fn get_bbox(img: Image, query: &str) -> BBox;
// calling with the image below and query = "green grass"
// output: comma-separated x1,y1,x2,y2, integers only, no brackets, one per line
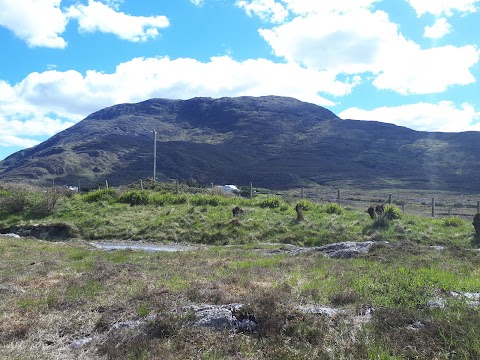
1,185,480,358
1,235,480,359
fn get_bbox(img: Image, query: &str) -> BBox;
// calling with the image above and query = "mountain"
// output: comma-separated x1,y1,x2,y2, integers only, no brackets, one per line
1,96,480,191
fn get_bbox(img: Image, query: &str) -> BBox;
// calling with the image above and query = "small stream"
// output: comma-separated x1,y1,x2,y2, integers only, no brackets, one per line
90,242,197,252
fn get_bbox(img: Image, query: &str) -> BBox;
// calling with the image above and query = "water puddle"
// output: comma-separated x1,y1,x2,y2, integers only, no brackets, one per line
90,242,197,252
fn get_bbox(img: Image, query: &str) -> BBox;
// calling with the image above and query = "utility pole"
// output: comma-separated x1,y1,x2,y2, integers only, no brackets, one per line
151,130,157,182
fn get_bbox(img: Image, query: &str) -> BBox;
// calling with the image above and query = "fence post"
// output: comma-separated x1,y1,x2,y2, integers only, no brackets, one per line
388,194,392,204
337,189,341,204
175,179,179,194
432,198,436,218
402,204,405,213
477,201,480,214
105,180,109,189
250,182,253,199
301,187,304,199
448,207,451,216
140,179,143,191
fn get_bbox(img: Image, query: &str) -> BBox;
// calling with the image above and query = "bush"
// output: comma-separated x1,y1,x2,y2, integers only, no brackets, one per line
0,183,70,216
82,188,117,203
443,217,464,227
253,196,282,209
295,199,319,211
190,194,225,206
324,203,343,215
384,205,402,220
118,190,150,205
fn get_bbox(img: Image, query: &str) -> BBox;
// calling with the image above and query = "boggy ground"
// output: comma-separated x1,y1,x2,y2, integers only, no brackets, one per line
1,185,480,359
1,236,480,359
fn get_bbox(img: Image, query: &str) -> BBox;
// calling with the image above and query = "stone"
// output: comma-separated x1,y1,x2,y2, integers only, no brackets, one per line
314,241,379,259
298,305,340,317
185,304,257,332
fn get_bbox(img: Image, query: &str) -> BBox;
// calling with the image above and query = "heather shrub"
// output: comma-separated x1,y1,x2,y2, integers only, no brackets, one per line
443,216,464,227
324,203,343,215
118,190,150,205
295,199,319,211
384,205,402,220
81,188,117,203
253,196,282,209
190,194,225,206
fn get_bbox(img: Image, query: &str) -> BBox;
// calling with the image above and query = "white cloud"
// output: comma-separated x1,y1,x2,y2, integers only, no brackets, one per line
0,134,40,148
190,0,204,6
0,0,170,48
424,18,452,39
0,0,67,48
236,0,379,19
405,0,480,17
373,45,478,94
236,0,289,23
259,8,479,94
67,0,169,42
259,9,397,74
339,101,480,132
0,114,75,137
0,55,361,149
14,56,355,114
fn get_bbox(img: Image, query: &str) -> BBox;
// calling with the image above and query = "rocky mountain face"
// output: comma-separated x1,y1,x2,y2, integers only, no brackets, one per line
1,96,480,191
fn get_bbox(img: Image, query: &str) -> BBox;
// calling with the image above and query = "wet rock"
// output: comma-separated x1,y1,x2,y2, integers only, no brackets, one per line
0,233,21,238
261,241,385,258
0,223,74,241
314,241,381,259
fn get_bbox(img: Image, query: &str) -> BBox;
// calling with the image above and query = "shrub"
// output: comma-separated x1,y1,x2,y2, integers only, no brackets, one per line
118,190,150,205
82,188,117,203
254,196,282,209
373,215,390,228
295,199,319,211
443,217,464,227
190,194,225,206
384,205,402,220
324,203,343,215
0,183,70,216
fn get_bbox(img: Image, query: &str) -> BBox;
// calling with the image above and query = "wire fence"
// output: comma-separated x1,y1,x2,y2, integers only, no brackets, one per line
282,187,480,220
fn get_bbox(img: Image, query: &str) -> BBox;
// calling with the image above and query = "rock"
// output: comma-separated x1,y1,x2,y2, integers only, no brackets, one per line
427,297,447,309
0,223,74,241
0,233,21,238
406,321,425,331
113,315,156,330
185,304,257,332
298,305,340,317
0,284,25,297
69,336,93,349
314,241,380,259
449,291,480,306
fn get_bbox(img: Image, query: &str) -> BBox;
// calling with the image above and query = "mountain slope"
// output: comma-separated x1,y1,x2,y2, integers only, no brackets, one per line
1,96,480,191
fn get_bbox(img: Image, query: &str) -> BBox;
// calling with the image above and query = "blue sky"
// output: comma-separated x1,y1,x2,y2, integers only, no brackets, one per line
0,0,479,160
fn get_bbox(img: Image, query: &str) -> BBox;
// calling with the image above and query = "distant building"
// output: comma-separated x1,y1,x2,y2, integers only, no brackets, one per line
216,185,240,194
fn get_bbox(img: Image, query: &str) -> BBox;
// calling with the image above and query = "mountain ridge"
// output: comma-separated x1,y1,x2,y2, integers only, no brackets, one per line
1,96,479,191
